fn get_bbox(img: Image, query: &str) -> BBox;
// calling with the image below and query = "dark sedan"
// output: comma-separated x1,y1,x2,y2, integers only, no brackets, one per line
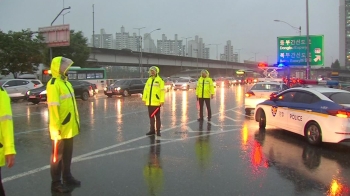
104,79,145,97
26,80,95,104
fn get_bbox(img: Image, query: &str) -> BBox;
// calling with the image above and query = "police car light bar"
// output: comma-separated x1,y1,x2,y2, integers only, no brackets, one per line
298,79,339,86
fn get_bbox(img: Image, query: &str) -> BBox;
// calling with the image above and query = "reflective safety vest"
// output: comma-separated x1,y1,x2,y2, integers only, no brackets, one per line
47,57,80,140
143,76,165,106
196,77,215,98
0,87,16,167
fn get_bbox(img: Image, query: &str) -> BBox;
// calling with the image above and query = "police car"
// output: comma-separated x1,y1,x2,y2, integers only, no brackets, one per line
245,78,289,115
254,79,350,145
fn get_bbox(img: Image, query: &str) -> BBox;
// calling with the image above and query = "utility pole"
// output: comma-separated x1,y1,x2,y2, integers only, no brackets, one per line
306,0,311,79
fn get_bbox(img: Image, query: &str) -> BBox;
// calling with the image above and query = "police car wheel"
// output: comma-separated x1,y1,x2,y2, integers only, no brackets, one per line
305,122,322,145
258,110,266,129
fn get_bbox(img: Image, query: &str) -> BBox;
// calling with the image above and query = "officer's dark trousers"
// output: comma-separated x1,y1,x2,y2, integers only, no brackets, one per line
50,138,74,183
0,168,5,196
198,98,211,119
148,106,161,132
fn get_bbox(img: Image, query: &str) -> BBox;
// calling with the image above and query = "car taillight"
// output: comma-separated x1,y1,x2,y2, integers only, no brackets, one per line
245,91,255,97
270,92,278,98
327,109,350,118
34,84,37,88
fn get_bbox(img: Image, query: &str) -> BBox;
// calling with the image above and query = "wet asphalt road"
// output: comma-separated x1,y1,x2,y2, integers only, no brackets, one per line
4,85,350,196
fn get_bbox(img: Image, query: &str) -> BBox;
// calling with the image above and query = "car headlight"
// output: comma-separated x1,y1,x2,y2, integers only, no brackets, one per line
26,91,30,95
40,90,46,95
182,84,187,86
104,87,107,91
116,87,121,91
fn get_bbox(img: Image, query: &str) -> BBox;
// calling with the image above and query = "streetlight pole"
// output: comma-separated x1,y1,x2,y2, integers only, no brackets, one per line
145,28,161,53
134,27,146,78
50,6,71,62
274,19,301,36
208,43,221,60
181,37,192,56
62,11,70,24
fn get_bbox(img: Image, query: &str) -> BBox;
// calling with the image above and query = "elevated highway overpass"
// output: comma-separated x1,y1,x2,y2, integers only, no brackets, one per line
87,47,259,77
87,47,347,79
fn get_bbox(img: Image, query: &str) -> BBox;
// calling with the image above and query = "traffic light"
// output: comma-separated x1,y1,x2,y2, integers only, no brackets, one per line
258,62,268,68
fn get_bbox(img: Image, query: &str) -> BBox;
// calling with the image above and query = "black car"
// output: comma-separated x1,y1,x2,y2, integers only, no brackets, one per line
26,80,95,104
104,79,145,97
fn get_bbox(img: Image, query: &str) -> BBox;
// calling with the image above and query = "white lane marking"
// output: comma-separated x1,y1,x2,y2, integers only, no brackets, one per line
74,127,242,163
72,119,197,161
3,165,50,183
224,116,241,122
15,128,48,135
4,106,242,183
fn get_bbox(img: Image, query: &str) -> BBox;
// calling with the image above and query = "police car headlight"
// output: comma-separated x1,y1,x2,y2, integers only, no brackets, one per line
40,90,46,95
104,87,107,91
116,87,121,91
26,91,30,95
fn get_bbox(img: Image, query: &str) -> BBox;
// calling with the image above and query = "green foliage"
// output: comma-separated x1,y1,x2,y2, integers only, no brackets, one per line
0,30,46,78
331,59,340,69
45,30,90,67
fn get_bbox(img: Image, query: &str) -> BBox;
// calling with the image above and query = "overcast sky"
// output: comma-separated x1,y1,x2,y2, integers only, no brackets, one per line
0,0,339,67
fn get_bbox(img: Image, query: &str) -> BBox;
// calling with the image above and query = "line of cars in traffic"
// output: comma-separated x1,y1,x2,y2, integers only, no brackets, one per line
0,78,98,104
245,78,350,145
103,77,199,98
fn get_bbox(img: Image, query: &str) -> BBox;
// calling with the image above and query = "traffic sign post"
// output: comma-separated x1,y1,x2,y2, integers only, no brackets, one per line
277,35,324,66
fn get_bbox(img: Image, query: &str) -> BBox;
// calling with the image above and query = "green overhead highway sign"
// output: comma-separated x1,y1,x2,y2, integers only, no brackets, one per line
277,35,324,66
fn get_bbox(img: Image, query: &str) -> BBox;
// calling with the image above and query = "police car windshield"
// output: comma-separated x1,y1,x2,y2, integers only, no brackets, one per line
251,84,280,91
322,92,350,104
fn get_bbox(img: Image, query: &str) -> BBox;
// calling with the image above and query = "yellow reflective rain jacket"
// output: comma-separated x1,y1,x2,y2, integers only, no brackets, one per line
47,57,80,140
196,70,215,98
142,67,165,106
0,87,16,167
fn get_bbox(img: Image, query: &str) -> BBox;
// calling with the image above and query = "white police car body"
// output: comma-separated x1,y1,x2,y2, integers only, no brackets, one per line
245,79,288,115
254,83,350,145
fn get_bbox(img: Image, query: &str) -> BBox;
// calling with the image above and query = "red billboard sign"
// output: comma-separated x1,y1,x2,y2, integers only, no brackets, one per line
38,24,70,47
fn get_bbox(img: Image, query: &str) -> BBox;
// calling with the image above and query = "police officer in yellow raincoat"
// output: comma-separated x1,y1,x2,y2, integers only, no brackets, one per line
196,70,215,121
0,87,16,196
143,66,165,136
47,57,81,193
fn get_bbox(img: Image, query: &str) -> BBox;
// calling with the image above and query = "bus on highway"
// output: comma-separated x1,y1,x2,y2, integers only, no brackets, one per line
42,67,107,91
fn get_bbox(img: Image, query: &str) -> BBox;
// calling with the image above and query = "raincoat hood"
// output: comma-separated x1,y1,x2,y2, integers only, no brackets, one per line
149,66,160,77
50,57,74,79
201,69,209,77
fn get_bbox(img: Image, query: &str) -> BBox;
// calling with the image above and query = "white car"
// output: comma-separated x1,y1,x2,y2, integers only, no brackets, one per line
173,78,197,90
254,85,350,145
0,79,43,100
245,81,289,115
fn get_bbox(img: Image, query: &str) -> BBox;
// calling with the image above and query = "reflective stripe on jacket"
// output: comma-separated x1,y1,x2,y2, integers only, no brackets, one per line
196,77,214,98
47,57,80,140
142,76,165,106
0,87,16,167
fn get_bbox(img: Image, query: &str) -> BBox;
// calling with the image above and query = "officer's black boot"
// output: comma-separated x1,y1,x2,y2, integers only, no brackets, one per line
63,177,81,187
146,131,155,136
51,181,70,193
156,130,161,136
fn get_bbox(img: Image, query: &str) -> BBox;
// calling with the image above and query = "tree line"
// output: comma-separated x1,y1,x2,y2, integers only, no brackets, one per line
0,29,90,78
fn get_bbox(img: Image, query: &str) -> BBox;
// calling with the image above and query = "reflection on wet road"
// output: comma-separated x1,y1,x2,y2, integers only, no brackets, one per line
4,85,350,196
